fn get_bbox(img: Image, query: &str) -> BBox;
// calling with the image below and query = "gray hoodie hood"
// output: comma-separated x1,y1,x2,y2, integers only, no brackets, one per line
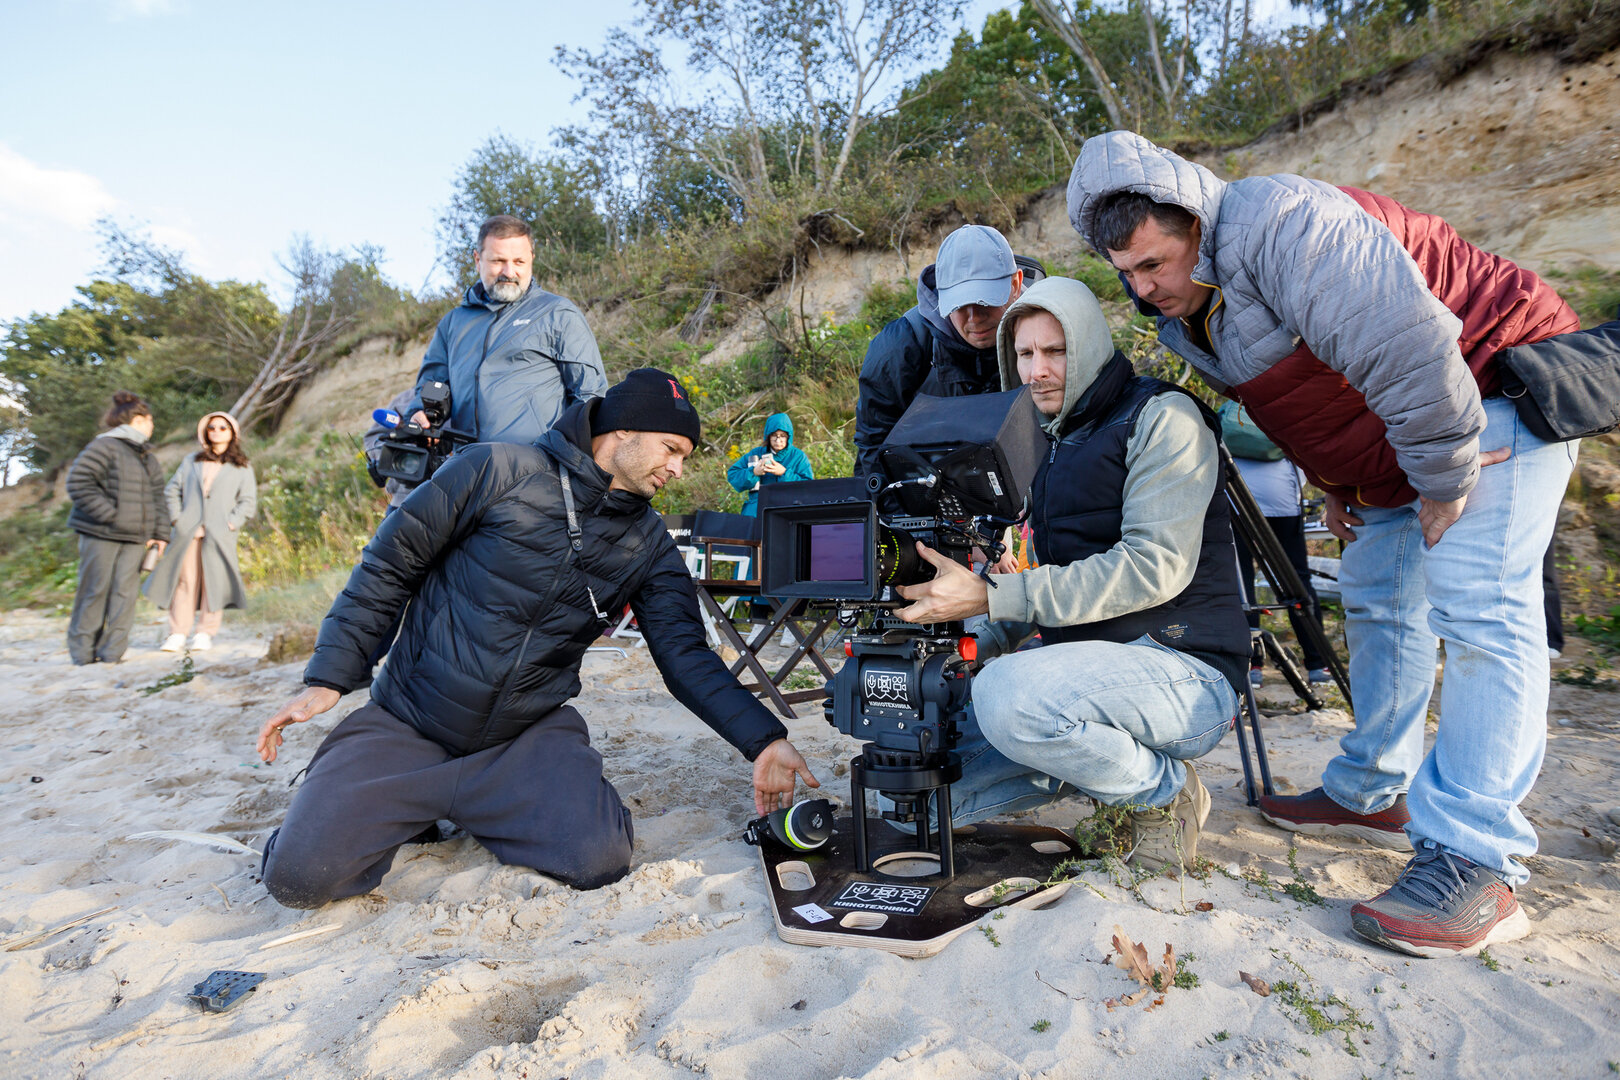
1067,130,1227,285
995,277,1116,433
100,423,149,446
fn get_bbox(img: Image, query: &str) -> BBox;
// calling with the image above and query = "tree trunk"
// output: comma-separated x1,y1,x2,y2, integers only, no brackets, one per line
1031,0,1127,130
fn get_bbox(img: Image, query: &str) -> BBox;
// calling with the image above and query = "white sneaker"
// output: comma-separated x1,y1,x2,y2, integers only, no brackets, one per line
160,633,186,652
191,633,213,651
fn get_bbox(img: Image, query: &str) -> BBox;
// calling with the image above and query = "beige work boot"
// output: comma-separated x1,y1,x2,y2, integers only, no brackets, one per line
1128,763,1212,877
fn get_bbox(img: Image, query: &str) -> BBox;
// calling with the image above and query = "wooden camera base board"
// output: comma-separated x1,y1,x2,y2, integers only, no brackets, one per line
756,817,1081,958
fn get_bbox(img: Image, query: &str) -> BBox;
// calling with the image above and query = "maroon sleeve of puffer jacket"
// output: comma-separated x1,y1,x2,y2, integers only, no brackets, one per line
1338,187,1580,396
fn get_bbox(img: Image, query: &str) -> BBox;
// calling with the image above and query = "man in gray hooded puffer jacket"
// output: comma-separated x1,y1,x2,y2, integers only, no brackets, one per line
1068,130,1581,959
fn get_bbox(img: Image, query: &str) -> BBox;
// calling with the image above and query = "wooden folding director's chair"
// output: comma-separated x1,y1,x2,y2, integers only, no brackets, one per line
689,510,838,719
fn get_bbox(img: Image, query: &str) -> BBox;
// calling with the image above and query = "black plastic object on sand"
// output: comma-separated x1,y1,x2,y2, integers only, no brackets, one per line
188,970,267,1012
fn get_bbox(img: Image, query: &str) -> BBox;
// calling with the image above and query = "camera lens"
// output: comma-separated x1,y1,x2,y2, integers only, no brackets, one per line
875,525,930,588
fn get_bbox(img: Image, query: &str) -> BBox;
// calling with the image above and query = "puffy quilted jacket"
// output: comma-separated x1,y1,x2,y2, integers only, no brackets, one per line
1068,131,1577,507
413,279,608,445
65,431,168,543
304,401,788,759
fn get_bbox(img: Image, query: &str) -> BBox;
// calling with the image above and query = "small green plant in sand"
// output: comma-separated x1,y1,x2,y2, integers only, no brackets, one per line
1269,952,1373,1057
1281,843,1327,907
1070,803,1133,859
1574,606,1620,650
140,655,196,696
1479,949,1500,972
1554,662,1616,689
1030,1019,1051,1033
979,924,1001,947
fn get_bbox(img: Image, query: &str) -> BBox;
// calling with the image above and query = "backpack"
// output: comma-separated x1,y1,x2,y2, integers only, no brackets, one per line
1218,400,1283,461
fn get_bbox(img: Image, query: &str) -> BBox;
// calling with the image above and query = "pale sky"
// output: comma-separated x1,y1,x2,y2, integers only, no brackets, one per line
0,0,1303,324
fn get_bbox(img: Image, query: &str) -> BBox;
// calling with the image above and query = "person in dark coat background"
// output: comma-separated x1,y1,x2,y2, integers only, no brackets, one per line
64,391,168,664
254,369,819,907
726,412,813,516
852,224,1045,475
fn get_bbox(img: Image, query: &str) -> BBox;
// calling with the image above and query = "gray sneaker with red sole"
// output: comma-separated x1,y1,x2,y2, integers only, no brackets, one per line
1351,843,1530,957
1257,787,1413,851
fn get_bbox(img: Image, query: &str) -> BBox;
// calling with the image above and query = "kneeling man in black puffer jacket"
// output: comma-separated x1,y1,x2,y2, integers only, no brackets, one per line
256,369,819,907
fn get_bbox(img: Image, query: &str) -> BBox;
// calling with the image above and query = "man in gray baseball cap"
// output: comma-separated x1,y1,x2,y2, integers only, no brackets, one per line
853,224,1045,475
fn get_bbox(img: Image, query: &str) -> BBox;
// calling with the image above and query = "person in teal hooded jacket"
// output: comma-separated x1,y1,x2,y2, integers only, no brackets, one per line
727,413,814,516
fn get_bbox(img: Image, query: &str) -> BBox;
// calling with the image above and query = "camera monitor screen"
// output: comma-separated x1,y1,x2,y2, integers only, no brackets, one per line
808,521,866,581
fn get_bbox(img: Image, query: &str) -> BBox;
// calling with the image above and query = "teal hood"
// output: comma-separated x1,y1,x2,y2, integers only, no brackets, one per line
763,412,794,445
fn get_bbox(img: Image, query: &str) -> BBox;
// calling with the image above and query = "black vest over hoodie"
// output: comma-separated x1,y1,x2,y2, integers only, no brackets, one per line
1030,355,1251,695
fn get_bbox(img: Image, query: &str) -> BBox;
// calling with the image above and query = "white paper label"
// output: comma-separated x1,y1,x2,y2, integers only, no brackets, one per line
792,903,833,924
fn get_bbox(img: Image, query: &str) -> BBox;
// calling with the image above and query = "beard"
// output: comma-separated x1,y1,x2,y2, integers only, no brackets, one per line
487,278,525,303
607,438,661,499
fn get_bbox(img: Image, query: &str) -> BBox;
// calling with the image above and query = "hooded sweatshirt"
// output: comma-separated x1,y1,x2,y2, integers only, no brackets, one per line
727,412,815,515
1066,130,1576,507
979,278,1246,688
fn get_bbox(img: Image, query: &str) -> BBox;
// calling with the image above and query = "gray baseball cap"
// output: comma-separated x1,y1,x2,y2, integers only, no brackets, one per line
935,224,1018,316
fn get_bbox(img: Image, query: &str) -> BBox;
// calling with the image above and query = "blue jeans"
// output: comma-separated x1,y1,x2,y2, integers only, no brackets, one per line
1324,396,1577,885
944,635,1239,820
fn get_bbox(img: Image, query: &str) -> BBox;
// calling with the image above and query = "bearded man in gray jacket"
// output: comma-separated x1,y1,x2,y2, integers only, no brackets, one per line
409,215,607,443
891,276,1249,876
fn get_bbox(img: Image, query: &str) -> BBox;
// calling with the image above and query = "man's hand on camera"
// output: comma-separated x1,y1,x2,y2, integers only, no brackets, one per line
257,686,341,763
753,738,820,815
894,542,990,623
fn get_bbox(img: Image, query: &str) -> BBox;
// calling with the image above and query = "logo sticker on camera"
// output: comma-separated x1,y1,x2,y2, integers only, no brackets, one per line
863,670,912,707
832,882,934,916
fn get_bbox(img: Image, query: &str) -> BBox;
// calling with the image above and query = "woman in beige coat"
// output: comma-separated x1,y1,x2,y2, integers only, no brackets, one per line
144,412,257,651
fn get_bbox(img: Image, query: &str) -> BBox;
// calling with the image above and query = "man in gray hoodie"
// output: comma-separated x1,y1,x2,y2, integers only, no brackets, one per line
892,276,1249,876
409,215,608,444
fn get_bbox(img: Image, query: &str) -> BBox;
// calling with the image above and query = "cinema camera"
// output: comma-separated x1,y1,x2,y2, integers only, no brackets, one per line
758,387,1045,878
369,380,475,486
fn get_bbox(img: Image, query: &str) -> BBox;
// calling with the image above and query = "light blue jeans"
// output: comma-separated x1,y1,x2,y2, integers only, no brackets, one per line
1324,396,1577,885
943,635,1239,820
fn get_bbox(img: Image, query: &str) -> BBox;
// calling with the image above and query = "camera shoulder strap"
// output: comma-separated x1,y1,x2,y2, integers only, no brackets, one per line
557,466,584,552
557,464,610,624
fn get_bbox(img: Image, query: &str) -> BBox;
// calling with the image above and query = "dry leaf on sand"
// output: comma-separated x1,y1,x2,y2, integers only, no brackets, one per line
1104,926,1179,1012
1240,971,1272,997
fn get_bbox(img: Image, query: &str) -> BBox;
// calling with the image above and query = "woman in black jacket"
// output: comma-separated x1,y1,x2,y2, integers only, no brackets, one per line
65,391,168,664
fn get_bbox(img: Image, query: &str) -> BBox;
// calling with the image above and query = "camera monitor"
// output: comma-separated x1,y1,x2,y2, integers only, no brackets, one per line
759,477,880,600
876,386,1044,520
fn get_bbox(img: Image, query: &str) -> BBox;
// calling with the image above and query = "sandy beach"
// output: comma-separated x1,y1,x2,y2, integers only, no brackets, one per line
2,608,1618,1079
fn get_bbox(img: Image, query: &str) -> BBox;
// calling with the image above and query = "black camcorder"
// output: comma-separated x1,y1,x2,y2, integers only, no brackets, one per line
370,380,475,487
757,387,1046,877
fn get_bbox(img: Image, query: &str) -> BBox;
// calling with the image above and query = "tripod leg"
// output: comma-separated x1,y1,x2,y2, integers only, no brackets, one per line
1244,681,1275,800
1231,706,1258,806
1262,629,1323,710
850,766,872,873
936,784,956,879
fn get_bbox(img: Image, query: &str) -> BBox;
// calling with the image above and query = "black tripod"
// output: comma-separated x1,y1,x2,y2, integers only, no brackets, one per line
1221,446,1352,805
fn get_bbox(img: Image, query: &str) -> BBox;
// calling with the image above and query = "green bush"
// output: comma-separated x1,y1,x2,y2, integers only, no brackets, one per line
0,501,79,610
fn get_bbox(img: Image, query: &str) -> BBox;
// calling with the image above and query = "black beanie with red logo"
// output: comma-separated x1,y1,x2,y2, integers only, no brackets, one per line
590,367,702,445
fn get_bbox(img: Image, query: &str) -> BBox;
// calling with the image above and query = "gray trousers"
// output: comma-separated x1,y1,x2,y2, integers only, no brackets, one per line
260,702,634,908
67,534,146,664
